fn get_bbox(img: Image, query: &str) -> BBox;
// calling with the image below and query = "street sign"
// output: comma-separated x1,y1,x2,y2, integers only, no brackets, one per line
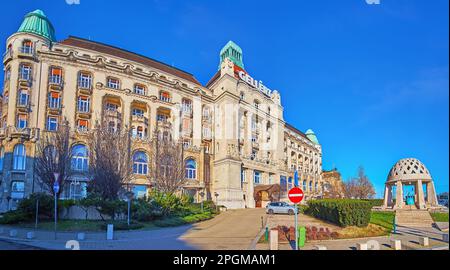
53,173,60,194
294,170,299,187
288,187,304,204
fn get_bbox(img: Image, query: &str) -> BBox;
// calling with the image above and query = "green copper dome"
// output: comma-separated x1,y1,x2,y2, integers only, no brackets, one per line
305,129,319,145
219,41,244,70
17,9,56,42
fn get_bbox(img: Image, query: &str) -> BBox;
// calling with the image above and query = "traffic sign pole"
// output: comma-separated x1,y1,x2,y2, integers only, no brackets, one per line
288,187,304,251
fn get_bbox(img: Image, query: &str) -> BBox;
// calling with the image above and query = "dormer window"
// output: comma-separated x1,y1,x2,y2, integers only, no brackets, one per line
107,77,120,89
134,84,146,95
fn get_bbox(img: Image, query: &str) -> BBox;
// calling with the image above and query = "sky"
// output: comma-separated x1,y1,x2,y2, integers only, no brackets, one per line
1,0,448,197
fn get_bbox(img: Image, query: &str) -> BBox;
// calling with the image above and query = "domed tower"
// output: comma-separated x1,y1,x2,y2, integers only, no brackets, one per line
383,158,438,210
1,10,56,212
305,129,319,145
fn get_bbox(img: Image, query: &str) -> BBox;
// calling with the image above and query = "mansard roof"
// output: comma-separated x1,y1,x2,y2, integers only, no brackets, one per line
59,36,201,86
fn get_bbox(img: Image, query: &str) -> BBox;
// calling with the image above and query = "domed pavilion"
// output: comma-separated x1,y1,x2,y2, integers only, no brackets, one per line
383,158,438,209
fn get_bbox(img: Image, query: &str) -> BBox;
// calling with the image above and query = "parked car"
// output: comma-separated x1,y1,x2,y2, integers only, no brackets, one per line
266,202,298,215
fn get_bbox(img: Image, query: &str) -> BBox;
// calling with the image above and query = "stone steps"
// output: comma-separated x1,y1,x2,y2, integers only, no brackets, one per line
396,210,434,228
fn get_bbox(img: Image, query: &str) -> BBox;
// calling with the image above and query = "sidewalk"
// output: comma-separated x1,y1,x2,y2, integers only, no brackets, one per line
0,224,196,250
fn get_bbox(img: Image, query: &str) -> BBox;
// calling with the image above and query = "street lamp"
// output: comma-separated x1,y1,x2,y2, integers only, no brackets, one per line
125,191,134,227
53,172,60,240
214,192,219,212
199,191,205,212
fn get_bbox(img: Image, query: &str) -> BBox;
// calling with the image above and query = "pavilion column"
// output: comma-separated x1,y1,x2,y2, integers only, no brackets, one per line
427,181,438,207
395,181,403,209
383,184,392,208
416,180,426,209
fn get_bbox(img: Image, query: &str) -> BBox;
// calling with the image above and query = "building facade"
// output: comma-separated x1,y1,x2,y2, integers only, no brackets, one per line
0,10,323,212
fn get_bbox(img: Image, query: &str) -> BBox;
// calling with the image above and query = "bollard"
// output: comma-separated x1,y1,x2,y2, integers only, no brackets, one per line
9,230,18,238
390,239,401,250
26,232,35,239
269,229,278,250
356,243,368,250
442,234,448,243
107,224,114,240
77,232,85,241
314,245,327,250
264,227,269,241
419,237,429,247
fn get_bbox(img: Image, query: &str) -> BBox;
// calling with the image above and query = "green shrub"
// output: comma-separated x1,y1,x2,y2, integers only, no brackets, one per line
153,216,186,227
17,193,54,220
132,199,163,222
306,199,372,227
149,190,183,215
100,221,144,231
362,199,384,207
0,210,29,224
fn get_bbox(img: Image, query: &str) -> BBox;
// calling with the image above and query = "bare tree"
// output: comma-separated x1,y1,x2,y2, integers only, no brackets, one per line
86,119,134,200
150,127,186,194
344,166,376,199
34,119,72,198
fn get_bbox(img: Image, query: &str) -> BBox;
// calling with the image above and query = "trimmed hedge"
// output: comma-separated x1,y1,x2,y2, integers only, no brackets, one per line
362,199,384,207
306,199,372,227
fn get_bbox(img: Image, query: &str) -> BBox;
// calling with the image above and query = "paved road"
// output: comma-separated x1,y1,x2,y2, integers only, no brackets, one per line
179,208,266,250
0,240,42,250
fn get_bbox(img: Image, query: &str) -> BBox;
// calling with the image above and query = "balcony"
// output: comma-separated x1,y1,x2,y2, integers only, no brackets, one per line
131,115,149,125
182,129,193,138
18,47,36,59
183,179,205,188
3,49,13,64
103,109,122,119
18,75,33,87
157,120,172,130
77,81,93,95
49,76,64,89
2,126,40,141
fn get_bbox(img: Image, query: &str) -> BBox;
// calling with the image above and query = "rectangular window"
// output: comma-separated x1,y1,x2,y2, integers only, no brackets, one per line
48,92,61,109
132,108,144,117
157,114,168,122
77,96,90,113
254,171,261,184
21,41,33,54
18,90,29,106
19,65,32,80
11,181,25,199
182,100,192,114
159,92,171,102
78,73,92,89
134,85,146,95
78,119,89,131
50,67,62,85
47,117,58,131
105,103,118,112
17,114,27,129
107,78,120,89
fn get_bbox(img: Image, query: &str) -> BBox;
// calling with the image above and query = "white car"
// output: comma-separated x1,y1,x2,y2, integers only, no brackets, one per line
266,202,298,215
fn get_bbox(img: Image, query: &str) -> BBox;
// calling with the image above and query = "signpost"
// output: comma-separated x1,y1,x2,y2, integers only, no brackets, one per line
288,187,304,250
53,173,60,240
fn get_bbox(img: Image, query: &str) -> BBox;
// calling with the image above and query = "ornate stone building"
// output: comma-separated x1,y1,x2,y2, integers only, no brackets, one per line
0,10,323,211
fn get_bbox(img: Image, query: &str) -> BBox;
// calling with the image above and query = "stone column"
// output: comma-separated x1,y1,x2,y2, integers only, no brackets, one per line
427,181,438,207
383,184,393,208
395,181,403,209
416,180,426,209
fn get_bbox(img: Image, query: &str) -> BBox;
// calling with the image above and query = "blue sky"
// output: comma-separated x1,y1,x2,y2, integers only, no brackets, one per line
1,0,448,197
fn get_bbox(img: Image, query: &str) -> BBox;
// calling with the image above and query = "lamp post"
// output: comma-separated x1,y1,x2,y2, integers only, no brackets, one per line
214,192,219,212
199,191,205,212
53,173,60,240
125,191,134,227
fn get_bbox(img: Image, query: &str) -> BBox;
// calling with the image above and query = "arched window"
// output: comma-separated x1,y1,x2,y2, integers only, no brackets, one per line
13,144,26,170
309,181,313,192
302,180,307,191
133,151,148,175
0,146,4,171
185,159,196,179
71,144,88,172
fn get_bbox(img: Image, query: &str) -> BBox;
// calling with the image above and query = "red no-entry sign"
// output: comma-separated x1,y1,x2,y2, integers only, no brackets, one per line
288,187,304,204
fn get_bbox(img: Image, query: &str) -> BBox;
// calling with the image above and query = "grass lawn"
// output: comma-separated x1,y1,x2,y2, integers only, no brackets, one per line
430,212,449,222
370,211,395,232
7,212,217,232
